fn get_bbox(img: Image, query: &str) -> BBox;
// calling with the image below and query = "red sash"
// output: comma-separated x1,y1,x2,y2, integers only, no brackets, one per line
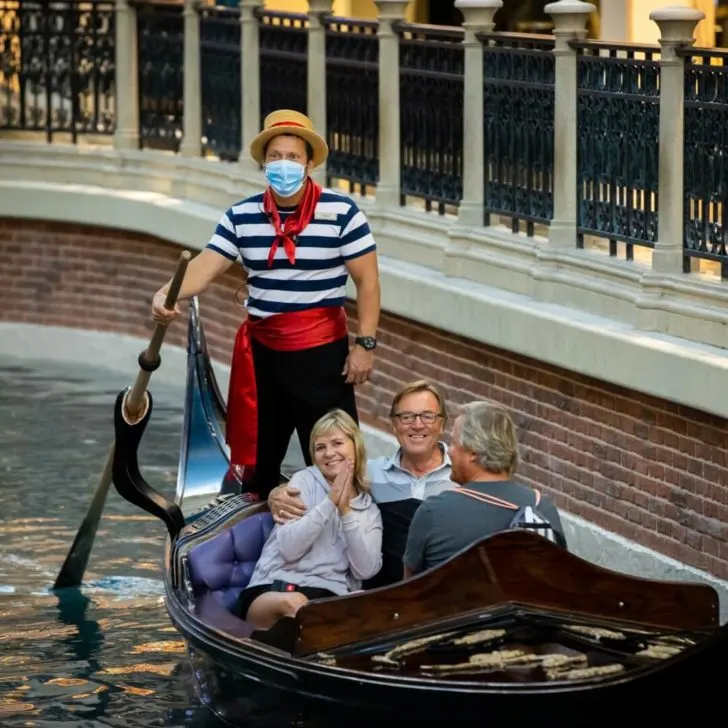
225,306,349,467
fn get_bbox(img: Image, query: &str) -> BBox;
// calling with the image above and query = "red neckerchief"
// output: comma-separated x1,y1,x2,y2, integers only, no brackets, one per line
262,177,322,268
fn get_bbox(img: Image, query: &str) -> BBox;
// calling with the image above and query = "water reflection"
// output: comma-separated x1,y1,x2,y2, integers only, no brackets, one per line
0,357,225,726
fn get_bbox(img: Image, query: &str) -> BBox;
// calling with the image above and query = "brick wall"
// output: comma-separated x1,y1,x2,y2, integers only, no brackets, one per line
2,218,727,579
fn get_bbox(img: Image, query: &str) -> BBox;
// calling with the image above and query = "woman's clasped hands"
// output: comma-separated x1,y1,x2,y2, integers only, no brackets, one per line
328,459,356,516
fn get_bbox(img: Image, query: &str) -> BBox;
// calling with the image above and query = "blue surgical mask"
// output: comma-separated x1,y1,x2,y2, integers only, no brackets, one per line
265,160,306,197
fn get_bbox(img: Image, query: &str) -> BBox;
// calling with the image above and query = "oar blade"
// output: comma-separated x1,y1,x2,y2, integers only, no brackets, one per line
52,447,114,590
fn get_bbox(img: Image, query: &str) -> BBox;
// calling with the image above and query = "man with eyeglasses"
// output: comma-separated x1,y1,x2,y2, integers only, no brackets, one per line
268,380,455,586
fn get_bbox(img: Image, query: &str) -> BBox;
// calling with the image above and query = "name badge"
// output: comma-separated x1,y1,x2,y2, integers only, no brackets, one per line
315,212,338,221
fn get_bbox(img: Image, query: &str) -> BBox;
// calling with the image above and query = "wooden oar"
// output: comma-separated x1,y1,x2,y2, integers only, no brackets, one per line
53,250,192,590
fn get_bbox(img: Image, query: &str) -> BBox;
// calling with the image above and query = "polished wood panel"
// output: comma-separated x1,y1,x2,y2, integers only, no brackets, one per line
294,530,719,656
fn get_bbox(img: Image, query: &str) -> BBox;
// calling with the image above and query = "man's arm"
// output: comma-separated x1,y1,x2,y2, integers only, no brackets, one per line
268,483,307,524
340,203,380,340
153,210,240,321
346,250,380,340
157,248,236,303
339,204,380,385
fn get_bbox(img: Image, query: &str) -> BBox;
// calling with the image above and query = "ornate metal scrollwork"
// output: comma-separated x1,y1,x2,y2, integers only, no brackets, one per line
199,6,241,163
398,23,464,215
682,49,728,277
257,9,307,123
481,33,554,236
0,0,115,141
325,17,378,193
574,42,660,259
135,1,184,152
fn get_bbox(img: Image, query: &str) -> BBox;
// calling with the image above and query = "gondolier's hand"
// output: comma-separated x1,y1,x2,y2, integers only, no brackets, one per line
151,289,182,326
342,346,373,386
268,484,307,525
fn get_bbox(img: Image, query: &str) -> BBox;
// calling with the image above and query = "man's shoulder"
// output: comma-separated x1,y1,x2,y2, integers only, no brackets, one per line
366,454,392,474
318,189,365,214
225,193,265,216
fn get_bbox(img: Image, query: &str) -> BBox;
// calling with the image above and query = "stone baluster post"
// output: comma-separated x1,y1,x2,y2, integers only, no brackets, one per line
544,0,595,249
374,0,411,208
180,0,202,157
240,0,263,175
307,0,333,185
454,0,502,228
650,7,705,274
114,0,139,150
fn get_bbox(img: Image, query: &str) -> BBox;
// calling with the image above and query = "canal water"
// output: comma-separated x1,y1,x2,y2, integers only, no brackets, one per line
0,355,294,727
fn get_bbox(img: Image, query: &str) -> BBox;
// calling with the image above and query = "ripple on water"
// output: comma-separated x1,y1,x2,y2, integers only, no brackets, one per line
0,357,229,727
0,357,327,728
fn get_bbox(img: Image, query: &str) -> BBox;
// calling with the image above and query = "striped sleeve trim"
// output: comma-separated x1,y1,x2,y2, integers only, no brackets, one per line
342,243,376,262
205,209,239,260
340,208,376,260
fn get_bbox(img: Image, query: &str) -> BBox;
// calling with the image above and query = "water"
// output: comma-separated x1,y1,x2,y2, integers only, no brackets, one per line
0,356,232,726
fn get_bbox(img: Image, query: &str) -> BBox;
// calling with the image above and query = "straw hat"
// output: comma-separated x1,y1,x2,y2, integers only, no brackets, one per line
249,110,329,168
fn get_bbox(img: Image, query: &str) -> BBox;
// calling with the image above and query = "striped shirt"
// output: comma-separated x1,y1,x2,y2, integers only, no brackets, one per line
205,189,376,318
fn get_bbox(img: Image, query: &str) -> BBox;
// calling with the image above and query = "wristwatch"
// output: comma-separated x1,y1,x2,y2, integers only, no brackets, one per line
354,336,377,351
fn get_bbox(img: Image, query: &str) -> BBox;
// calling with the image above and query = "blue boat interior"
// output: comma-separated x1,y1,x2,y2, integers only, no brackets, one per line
185,511,275,613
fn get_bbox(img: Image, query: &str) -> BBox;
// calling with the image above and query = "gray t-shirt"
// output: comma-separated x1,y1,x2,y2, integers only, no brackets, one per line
403,480,566,574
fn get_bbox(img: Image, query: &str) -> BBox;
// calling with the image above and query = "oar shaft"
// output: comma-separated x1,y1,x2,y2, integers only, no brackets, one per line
52,249,192,590
126,250,191,416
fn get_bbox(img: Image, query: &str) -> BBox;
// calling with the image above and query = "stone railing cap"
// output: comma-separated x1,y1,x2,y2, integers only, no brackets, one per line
454,0,503,9
545,0,596,15
650,6,705,22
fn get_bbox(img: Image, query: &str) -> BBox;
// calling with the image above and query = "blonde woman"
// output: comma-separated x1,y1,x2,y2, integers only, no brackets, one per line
235,409,383,630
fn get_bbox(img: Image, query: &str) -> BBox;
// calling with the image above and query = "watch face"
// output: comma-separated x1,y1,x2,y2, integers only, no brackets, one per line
357,336,376,350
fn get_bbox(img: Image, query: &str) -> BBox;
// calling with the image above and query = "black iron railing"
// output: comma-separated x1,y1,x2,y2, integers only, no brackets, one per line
257,9,307,123
0,0,115,142
324,16,379,193
133,1,184,152
397,22,464,214
480,32,554,235
680,48,728,278
573,41,661,259
199,5,240,162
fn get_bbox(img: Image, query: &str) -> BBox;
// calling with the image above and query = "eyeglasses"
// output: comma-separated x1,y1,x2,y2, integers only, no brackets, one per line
393,411,441,425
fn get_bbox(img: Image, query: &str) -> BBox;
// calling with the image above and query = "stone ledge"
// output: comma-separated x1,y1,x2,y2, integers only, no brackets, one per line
2,171,728,422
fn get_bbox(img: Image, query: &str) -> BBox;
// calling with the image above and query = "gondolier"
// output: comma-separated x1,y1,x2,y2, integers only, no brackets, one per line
151,109,380,498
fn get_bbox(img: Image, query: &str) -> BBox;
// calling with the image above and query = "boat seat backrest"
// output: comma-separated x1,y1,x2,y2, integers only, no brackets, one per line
185,512,275,613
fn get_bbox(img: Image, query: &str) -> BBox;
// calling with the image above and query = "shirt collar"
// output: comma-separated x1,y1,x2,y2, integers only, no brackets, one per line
384,441,451,472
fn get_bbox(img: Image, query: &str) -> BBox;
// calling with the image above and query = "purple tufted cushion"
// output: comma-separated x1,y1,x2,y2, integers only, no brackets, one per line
186,512,275,612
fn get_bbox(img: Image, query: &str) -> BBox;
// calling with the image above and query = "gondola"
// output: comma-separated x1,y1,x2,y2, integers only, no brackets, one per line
111,298,727,727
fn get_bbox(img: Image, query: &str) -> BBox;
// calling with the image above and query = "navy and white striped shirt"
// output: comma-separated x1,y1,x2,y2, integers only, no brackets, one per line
205,189,376,318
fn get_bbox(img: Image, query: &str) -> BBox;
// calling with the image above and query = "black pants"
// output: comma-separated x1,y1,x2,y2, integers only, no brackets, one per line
249,335,358,499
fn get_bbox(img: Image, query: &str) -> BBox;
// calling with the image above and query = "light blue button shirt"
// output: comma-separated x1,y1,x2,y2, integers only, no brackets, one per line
367,442,455,504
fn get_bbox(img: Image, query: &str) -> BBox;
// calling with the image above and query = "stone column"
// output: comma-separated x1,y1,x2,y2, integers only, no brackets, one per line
374,0,411,208
545,0,595,249
180,0,202,158
114,0,139,150
454,0,502,228
650,7,705,274
307,0,333,184
240,0,262,174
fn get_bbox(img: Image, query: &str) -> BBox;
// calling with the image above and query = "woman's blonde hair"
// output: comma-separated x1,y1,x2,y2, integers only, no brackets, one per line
309,409,369,493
